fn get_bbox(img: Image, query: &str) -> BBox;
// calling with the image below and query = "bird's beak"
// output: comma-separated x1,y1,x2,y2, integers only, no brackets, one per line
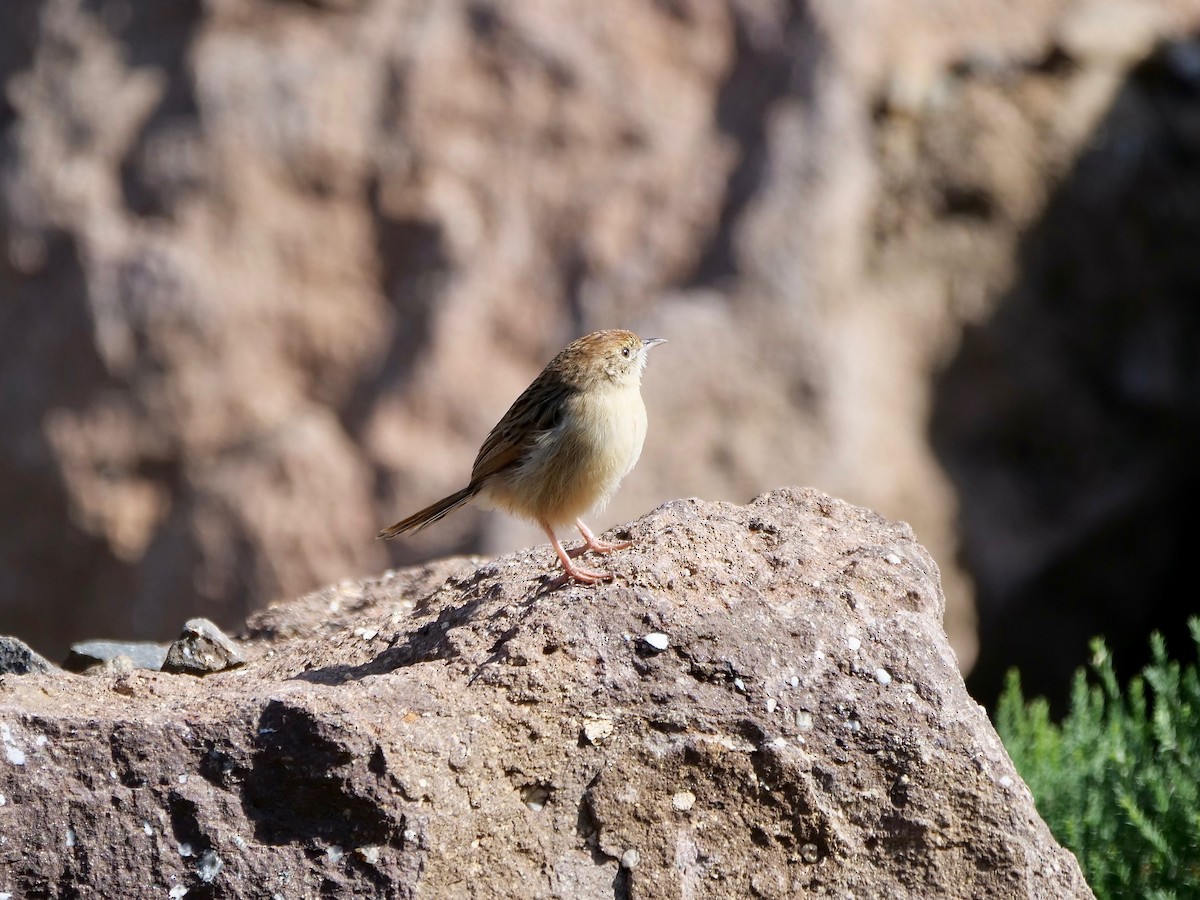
642,338,667,350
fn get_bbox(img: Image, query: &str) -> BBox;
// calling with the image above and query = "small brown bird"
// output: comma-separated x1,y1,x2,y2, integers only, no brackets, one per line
379,329,666,585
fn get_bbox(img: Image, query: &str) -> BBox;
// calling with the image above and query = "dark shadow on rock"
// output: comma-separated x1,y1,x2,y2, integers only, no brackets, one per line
683,1,824,290
931,36,1200,713
242,699,404,856
292,593,490,685
116,0,207,218
0,222,132,657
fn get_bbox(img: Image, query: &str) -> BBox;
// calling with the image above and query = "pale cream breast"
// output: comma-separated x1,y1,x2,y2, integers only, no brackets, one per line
484,382,647,526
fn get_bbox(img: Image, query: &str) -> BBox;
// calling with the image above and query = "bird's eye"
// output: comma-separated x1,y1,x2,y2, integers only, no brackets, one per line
621,347,631,358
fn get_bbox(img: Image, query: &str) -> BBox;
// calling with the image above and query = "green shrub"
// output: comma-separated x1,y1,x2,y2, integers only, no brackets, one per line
996,618,1200,900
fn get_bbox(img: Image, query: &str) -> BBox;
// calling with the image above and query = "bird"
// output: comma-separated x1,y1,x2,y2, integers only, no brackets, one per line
378,329,666,585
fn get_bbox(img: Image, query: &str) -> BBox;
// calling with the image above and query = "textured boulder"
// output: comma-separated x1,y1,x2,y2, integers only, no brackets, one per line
0,490,1091,898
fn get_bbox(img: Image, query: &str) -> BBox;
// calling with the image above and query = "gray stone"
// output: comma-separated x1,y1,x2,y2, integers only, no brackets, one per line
0,637,55,675
161,618,246,676
64,640,169,673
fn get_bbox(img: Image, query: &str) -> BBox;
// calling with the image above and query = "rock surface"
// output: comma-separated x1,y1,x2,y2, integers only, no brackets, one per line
0,490,1092,898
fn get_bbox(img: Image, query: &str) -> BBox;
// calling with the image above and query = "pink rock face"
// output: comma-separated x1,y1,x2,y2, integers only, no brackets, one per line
0,490,1094,897
3,0,1199,681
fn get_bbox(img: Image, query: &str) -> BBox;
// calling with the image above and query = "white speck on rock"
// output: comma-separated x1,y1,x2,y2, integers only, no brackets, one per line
356,845,381,865
143,822,153,836
620,848,640,869
801,842,819,863
582,718,615,744
0,724,26,766
875,668,892,686
178,842,194,858
168,886,188,899
325,845,344,864
733,677,746,693
999,775,1014,789
643,632,669,652
196,849,223,883
796,711,814,732
790,676,799,688
765,698,777,714
885,552,902,565
521,784,550,811
672,791,696,812
847,636,862,652
177,774,187,785
65,828,76,848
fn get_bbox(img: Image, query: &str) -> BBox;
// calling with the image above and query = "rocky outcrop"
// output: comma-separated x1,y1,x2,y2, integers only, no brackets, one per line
0,490,1091,898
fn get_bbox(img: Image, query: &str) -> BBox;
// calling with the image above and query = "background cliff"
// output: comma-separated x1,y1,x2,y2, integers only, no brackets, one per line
2,0,1199,707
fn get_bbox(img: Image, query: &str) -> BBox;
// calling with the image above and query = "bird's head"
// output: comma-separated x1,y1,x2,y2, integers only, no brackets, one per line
560,329,667,389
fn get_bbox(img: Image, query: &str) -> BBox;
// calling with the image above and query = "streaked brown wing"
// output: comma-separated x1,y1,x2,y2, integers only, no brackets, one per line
470,371,572,484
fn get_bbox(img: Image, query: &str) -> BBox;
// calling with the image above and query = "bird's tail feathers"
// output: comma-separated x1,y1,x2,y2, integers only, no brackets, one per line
377,485,478,540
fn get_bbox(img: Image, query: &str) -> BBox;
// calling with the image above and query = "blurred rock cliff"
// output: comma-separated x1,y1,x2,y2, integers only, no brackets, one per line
2,0,1198,698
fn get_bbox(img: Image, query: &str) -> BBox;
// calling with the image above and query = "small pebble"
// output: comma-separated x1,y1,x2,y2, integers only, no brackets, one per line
733,677,746,693
642,633,669,652
790,676,799,688
847,636,862,652
885,552,902,565
325,845,344,863
765,698,777,715
796,711,814,732
521,785,549,811
800,843,819,863
196,850,223,883
161,618,245,676
621,848,640,869
999,775,1014,789
582,718,615,744
169,887,188,899
672,791,696,812
875,668,892,686
357,845,381,864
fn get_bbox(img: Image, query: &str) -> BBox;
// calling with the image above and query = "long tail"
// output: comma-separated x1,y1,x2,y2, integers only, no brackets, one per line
377,485,479,540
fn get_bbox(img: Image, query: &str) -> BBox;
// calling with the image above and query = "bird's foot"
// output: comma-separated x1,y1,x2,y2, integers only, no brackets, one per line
566,537,632,558
546,561,614,589
568,518,633,557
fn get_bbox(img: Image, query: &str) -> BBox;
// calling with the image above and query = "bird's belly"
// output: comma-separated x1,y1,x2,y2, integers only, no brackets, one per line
489,387,647,526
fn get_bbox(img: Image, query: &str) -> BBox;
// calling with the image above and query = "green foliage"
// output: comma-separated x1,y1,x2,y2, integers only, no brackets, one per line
996,618,1200,900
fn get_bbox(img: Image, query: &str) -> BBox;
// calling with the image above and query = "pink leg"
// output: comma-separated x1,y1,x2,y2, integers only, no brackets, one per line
566,518,633,558
542,522,612,586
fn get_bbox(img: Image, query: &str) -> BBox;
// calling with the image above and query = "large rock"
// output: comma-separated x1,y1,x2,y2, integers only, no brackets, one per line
0,490,1091,898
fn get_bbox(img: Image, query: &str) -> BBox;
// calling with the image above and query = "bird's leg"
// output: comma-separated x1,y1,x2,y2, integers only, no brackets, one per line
542,522,613,586
566,517,633,558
